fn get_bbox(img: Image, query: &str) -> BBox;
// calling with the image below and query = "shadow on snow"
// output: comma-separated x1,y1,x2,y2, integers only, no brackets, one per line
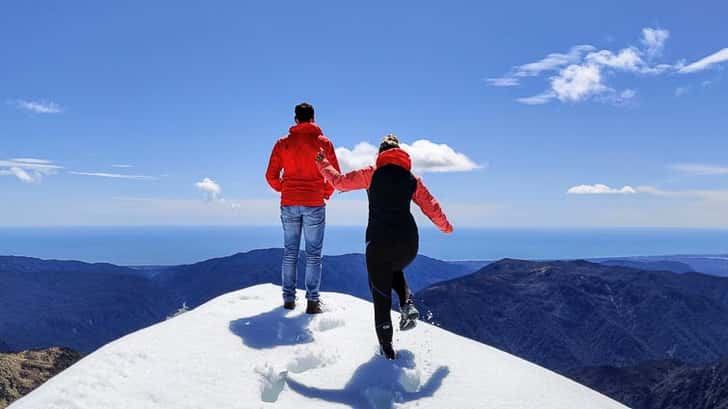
228,307,314,349
286,349,450,409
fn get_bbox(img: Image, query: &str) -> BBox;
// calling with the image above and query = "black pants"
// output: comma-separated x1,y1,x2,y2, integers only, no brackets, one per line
365,235,418,347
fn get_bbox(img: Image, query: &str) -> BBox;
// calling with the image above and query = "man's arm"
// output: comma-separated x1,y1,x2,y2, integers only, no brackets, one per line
265,141,283,192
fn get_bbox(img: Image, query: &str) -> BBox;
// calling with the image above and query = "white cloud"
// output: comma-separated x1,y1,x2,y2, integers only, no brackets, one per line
672,163,728,175
112,164,134,168
404,140,481,172
679,48,728,73
584,48,647,72
492,27,721,105
551,64,607,102
514,45,596,77
516,92,555,105
335,142,379,172
335,139,480,173
567,184,637,195
640,28,670,59
69,171,155,180
195,177,221,200
485,77,520,87
11,158,53,164
15,100,62,114
0,158,61,183
0,167,35,183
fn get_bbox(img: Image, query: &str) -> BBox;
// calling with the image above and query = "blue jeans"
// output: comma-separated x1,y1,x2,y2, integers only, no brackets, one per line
280,205,325,302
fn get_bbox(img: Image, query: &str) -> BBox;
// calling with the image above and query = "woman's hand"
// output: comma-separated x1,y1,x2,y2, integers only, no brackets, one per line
315,147,325,163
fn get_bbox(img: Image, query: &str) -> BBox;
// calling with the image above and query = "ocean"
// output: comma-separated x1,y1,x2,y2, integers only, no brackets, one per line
1,226,727,265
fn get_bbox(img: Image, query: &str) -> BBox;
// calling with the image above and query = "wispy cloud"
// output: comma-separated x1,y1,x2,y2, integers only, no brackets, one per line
335,139,480,173
515,45,596,77
679,48,728,73
485,77,520,87
516,92,555,105
487,27,707,105
111,164,134,168
567,181,728,203
567,184,637,195
671,163,728,175
0,158,62,183
195,177,221,201
640,28,669,59
15,100,62,114
69,171,156,180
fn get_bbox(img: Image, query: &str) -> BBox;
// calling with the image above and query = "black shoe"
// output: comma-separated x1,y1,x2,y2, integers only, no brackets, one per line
305,300,323,314
399,299,420,331
380,343,396,360
283,300,296,310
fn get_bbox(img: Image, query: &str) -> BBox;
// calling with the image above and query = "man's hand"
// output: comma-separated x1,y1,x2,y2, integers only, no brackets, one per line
315,147,325,163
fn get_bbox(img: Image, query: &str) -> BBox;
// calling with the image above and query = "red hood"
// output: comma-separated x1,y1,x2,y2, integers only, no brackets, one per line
289,122,323,138
376,148,412,171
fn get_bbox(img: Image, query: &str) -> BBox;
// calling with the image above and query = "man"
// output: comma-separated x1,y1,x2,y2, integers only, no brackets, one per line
265,102,341,314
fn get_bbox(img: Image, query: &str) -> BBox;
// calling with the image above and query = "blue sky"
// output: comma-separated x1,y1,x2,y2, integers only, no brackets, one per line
1,1,727,228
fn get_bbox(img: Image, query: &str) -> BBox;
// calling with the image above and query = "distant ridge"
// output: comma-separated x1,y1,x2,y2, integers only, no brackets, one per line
416,258,728,372
1,250,471,353
568,358,728,409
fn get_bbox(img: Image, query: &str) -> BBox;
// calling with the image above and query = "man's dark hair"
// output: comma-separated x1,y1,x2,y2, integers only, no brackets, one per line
295,102,315,122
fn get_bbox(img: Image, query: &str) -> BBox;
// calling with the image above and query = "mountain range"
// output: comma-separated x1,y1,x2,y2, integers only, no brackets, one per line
0,256,174,353
416,258,728,373
0,250,470,353
155,249,470,308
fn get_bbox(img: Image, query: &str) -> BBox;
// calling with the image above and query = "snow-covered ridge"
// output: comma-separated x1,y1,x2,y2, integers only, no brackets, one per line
10,284,627,409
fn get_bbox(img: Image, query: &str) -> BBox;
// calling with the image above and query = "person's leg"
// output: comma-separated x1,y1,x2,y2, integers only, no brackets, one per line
391,235,418,306
301,205,325,302
280,206,303,303
366,240,395,356
392,236,420,331
392,270,411,308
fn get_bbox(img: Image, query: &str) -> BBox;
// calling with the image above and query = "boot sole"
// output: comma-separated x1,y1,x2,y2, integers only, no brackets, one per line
399,307,419,331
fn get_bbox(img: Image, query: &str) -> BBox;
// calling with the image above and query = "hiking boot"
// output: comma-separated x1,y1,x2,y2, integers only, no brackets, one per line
283,300,296,310
305,300,323,314
399,299,420,331
380,343,396,360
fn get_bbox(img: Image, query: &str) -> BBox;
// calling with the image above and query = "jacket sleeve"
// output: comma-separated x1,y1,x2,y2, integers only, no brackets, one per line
413,177,454,233
322,140,341,200
316,157,374,192
265,140,283,192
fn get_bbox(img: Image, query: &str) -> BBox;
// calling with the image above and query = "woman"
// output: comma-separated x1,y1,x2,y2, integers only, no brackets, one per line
315,134,453,359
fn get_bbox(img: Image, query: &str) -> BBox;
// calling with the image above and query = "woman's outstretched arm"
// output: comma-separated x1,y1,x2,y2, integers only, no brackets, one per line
413,177,454,233
316,154,374,192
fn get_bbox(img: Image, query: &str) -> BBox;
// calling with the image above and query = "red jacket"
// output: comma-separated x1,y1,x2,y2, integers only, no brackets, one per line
266,122,341,206
316,148,454,233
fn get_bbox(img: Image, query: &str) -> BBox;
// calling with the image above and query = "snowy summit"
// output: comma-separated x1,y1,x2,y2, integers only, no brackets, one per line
11,284,627,409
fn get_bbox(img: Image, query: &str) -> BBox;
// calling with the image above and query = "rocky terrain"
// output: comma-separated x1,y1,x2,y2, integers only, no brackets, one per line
0,347,81,408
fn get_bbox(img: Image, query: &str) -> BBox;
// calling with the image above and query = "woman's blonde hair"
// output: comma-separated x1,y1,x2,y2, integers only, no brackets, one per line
378,134,400,153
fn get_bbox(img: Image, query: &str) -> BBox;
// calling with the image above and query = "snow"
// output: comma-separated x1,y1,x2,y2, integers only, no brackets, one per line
10,284,627,409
